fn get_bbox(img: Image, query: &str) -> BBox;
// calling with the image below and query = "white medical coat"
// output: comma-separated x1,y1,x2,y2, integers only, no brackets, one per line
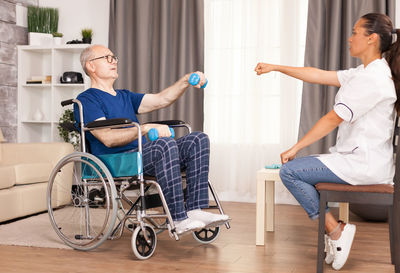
318,58,396,185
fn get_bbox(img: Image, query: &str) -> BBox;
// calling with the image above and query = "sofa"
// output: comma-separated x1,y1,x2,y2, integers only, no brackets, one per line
0,142,74,222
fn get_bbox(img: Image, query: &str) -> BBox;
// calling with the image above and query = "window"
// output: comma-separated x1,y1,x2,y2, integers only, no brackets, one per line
204,0,308,202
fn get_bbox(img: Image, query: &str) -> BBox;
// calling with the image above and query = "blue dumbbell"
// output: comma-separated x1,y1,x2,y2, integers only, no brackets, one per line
148,128,175,141
189,73,208,88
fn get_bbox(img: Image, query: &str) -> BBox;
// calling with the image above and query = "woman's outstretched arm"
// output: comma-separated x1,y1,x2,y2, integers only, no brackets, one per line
255,63,341,87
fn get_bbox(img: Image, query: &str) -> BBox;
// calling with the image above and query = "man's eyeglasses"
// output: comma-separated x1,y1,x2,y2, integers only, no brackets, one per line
89,55,119,64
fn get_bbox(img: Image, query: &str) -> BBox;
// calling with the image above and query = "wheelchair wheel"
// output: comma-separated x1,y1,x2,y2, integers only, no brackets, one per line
47,152,118,251
192,226,220,244
131,225,157,260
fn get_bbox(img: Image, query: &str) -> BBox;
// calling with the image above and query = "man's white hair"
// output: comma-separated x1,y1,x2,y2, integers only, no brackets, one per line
80,45,98,76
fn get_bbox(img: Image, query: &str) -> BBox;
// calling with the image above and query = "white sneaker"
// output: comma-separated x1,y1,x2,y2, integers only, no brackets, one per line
329,223,356,270
174,218,205,235
187,209,230,227
324,234,334,264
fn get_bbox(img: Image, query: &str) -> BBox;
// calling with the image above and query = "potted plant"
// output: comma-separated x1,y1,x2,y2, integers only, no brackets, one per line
52,32,63,45
27,6,59,46
57,109,80,150
81,28,93,44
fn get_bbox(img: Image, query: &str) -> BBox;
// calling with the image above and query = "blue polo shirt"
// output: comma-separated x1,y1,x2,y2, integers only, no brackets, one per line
73,88,146,155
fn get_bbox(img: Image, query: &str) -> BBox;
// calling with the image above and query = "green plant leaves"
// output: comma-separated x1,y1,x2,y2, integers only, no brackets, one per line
27,6,59,34
81,28,93,39
57,109,80,150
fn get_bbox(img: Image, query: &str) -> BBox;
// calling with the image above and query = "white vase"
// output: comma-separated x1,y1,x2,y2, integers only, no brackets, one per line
53,37,63,45
33,109,44,121
28,32,54,46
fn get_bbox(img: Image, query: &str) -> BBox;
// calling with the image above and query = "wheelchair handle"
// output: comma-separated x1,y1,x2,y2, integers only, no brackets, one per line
61,99,74,106
148,128,175,141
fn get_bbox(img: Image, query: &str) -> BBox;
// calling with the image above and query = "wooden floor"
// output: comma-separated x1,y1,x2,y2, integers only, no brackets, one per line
0,202,394,273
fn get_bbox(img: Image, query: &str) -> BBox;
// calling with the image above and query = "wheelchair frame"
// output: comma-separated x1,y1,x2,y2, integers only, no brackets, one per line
47,98,230,259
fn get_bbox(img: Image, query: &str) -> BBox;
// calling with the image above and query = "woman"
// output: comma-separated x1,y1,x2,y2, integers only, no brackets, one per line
255,13,400,270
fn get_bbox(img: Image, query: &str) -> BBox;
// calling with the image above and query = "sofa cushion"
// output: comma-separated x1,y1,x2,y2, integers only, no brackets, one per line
19,182,48,216
14,163,53,185
0,183,48,222
0,188,22,222
0,165,16,189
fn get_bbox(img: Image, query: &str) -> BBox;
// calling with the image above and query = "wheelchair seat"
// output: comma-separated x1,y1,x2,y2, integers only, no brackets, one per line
89,152,142,178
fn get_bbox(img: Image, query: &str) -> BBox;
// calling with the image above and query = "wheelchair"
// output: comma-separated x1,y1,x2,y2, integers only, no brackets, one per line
47,98,230,260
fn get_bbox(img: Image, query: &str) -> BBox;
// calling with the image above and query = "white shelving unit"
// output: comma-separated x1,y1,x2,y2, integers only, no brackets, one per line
17,44,90,143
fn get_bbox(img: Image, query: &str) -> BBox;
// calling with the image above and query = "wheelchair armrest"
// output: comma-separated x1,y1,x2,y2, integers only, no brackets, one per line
86,118,133,128
83,118,143,153
144,120,186,126
144,120,191,133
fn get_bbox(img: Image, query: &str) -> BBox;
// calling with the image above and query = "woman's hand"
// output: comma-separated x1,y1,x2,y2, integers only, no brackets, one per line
254,63,275,75
280,146,298,164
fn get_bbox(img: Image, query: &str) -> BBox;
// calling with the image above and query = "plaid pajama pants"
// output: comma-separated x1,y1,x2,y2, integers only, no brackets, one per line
139,131,210,221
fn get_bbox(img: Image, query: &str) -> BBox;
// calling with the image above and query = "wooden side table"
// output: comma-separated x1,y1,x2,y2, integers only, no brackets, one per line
256,168,349,246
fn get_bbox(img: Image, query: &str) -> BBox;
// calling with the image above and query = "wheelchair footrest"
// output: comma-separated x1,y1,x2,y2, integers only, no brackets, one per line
204,218,231,229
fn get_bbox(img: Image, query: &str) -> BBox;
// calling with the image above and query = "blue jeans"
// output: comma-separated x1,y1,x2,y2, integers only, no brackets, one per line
279,156,349,220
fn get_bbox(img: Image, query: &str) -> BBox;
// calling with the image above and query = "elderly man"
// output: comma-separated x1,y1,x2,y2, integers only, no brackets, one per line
74,45,228,234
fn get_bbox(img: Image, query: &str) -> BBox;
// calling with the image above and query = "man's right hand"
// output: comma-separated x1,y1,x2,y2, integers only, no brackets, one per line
184,71,207,89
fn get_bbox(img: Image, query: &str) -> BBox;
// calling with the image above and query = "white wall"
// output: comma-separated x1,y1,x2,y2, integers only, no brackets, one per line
37,0,110,46
17,1,399,46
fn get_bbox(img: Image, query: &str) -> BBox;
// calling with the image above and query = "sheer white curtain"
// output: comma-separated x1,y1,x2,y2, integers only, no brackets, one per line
204,0,308,203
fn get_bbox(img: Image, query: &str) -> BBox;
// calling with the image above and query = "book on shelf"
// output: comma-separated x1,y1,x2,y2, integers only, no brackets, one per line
26,80,50,84
26,75,51,84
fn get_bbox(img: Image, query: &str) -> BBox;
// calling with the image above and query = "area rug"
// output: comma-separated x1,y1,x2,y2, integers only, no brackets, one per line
0,207,158,249
0,211,70,249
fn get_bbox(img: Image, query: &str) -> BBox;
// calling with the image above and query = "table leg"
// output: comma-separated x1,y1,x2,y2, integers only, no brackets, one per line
256,174,266,245
266,180,275,232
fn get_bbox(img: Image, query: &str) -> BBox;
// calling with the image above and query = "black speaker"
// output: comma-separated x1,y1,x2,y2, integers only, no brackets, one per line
60,71,83,84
